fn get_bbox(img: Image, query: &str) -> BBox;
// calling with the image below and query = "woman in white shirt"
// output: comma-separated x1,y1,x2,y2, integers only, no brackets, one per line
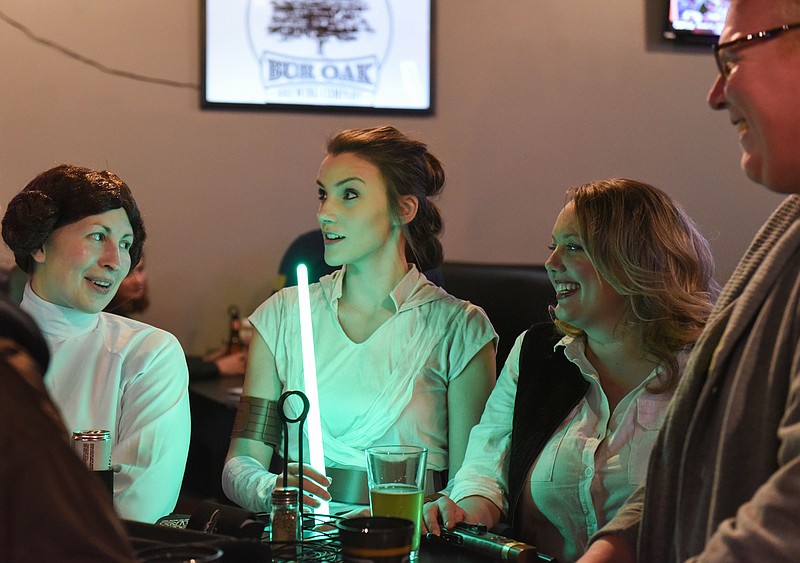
222,126,497,512
1,164,190,523
422,178,718,562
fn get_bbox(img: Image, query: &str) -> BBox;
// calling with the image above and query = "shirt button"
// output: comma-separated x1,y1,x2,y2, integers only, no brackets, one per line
584,467,594,477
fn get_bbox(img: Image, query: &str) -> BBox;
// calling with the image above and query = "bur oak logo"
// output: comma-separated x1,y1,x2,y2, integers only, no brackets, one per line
247,0,392,105
268,1,374,56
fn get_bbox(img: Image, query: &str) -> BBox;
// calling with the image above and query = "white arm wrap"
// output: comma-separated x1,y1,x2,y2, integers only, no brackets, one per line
221,455,278,513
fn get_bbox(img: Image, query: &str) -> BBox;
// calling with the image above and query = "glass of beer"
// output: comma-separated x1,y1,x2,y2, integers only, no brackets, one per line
365,445,427,561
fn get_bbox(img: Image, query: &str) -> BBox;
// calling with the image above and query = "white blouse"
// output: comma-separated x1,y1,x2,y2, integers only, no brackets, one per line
449,332,678,563
21,284,191,523
249,265,497,471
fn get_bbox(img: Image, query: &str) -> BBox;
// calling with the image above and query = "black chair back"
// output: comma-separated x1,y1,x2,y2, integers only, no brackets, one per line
442,262,554,373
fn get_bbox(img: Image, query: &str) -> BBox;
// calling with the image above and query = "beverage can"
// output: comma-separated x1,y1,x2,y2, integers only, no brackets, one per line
71,429,112,471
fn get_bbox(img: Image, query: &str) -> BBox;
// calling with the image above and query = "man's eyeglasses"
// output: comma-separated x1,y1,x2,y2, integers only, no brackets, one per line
713,22,800,79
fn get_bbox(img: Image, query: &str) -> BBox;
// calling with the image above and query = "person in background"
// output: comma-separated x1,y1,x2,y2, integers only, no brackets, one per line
223,125,497,512
272,229,337,292
1,164,190,523
0,263,27,304
424,179,718,563
579,1,800,561
105,256,149,316
187,341,248,380
0,294,135,561
105,254,248,379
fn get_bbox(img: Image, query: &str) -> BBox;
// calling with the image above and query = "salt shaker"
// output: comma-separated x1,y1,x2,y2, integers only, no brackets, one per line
270,486,301,543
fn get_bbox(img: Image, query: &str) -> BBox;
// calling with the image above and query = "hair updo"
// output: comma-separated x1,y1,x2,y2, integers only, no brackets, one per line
326,125,445,271
2,164,145,274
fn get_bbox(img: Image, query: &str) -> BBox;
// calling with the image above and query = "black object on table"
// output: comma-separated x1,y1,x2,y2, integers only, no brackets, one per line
146,499,503,562
427,522,559,562
128,515,497,562
180,381,552,561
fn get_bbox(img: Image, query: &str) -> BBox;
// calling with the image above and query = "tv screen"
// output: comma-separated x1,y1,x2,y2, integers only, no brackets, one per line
202,0,433,113
664,0,729,44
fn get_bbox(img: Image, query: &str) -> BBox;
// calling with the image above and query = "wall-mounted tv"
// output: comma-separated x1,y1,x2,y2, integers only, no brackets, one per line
664,0,729,44
202,0,433,113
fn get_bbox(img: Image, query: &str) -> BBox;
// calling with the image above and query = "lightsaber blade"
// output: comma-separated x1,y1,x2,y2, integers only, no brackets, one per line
296,264,328,514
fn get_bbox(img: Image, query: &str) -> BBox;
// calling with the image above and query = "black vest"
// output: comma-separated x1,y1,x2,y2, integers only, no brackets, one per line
507,323,589,531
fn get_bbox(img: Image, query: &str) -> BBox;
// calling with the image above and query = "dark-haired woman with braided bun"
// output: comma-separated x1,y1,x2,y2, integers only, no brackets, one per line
1,164,190,523
223,126,497,513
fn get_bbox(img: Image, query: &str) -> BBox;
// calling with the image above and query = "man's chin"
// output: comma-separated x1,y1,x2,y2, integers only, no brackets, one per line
743,159,800,194
741,154,762,186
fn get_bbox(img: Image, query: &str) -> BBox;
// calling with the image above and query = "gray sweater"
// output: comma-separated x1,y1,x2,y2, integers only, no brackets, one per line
599,195,800,562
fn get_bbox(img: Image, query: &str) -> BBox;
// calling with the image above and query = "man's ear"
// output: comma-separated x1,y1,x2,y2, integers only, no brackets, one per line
31,247,46,265
396,195,419,226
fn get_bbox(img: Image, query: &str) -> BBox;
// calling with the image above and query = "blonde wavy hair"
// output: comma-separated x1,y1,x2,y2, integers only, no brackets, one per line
554,178,719,392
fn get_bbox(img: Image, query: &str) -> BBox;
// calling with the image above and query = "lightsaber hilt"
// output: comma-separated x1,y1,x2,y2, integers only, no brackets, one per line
428,522,558,562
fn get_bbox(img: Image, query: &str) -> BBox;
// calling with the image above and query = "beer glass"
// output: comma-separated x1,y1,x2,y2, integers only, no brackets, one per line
365,445,427,561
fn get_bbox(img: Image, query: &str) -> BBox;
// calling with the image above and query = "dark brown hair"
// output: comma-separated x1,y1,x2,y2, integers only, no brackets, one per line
326,125,445,271
2,164,145,274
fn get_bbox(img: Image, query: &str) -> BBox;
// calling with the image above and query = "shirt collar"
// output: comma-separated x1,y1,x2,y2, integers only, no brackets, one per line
319,264,445,313
20,282,99,338
558,333,673,391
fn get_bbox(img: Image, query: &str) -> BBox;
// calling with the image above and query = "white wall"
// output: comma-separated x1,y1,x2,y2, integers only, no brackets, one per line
0,1,782,354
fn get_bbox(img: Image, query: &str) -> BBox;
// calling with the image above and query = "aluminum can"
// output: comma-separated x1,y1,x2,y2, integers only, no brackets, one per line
71,429,112,471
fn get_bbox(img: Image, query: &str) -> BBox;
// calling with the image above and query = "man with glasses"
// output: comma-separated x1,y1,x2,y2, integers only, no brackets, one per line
578,0,800,561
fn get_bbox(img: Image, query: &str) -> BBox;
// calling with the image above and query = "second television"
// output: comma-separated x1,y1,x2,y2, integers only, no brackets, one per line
663,0,730,44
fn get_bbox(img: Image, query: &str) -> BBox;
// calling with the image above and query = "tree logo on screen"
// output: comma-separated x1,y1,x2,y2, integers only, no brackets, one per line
247,0,392,106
